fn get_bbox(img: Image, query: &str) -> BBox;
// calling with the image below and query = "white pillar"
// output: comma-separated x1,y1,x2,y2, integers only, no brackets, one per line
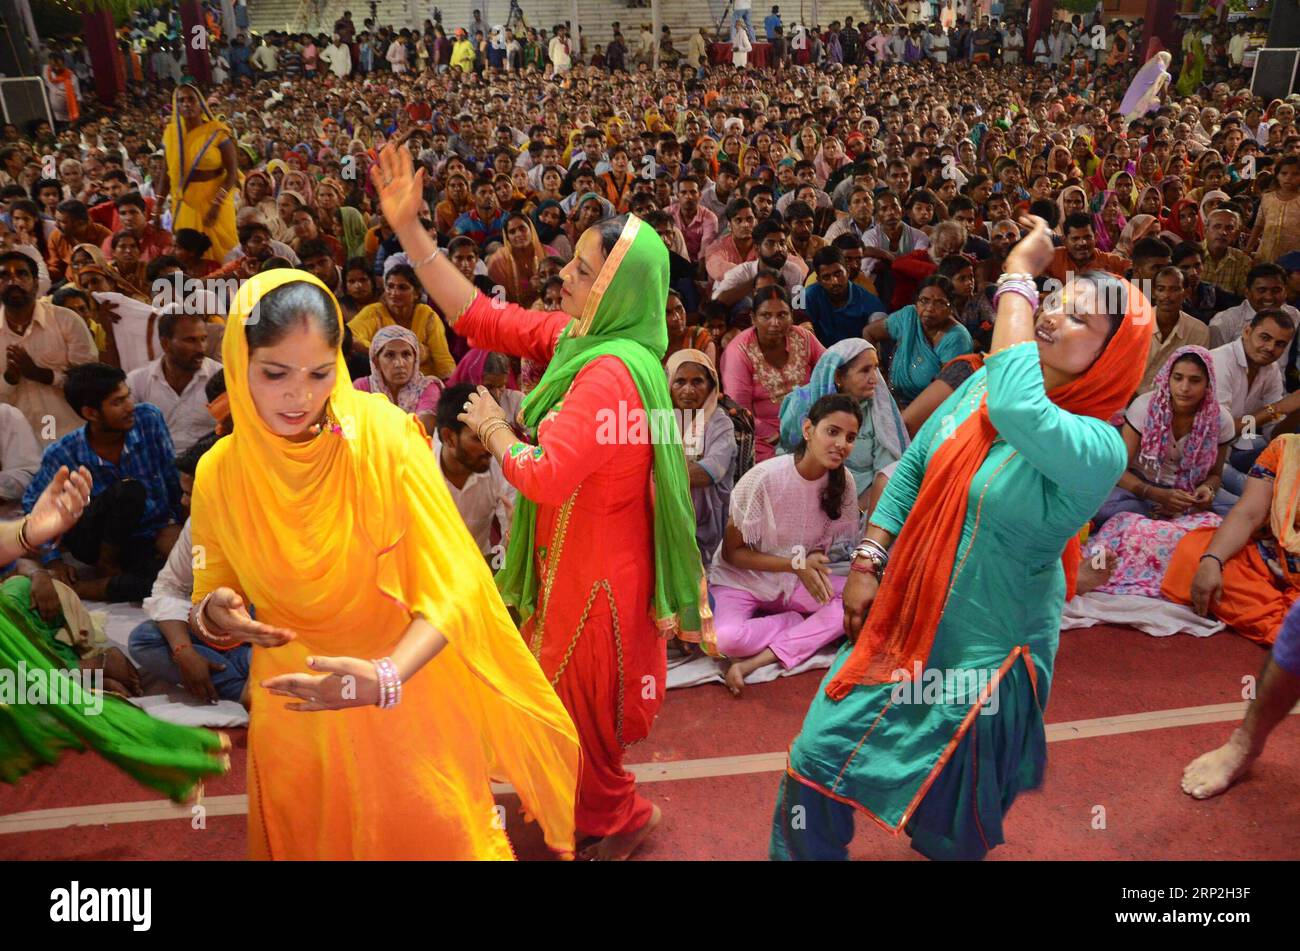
571,0,581,58
220,0,236,37
652,0,661,68
811,0,820,32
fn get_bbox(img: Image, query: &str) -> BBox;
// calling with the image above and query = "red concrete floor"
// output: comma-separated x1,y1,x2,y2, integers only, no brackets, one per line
1,624,1296,860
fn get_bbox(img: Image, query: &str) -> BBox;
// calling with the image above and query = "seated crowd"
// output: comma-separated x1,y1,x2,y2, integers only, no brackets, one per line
5,7,1296,709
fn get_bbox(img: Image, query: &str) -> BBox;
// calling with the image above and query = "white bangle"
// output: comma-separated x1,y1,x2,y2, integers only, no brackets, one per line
411,246,440,270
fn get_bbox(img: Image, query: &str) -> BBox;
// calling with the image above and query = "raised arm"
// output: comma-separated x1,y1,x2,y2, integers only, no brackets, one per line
370,143,479,333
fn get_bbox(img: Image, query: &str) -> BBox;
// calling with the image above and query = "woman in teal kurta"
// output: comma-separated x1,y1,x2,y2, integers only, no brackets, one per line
867,276,973,407
772,221,1154,860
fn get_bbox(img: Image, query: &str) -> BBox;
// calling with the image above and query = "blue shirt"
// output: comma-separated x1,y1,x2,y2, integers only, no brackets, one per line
804,282,887,347
453,209,507,247
764,14,782,41
24,403,181,545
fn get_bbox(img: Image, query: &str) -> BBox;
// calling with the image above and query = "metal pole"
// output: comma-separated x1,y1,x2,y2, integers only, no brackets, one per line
15,0,41,60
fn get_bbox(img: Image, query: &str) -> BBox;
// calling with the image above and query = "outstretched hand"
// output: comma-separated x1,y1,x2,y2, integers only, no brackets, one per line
26,466,93,549
262,655,380,712
370,142,426,234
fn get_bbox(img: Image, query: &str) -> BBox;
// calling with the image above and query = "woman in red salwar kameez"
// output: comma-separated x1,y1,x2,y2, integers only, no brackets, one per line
373,144,706,860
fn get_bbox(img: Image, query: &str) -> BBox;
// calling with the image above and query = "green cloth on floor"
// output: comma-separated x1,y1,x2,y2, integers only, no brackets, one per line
0,576,227,802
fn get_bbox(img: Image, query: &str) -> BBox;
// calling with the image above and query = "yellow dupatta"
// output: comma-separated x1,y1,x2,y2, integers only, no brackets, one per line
190,270,580,858
163,84,238,261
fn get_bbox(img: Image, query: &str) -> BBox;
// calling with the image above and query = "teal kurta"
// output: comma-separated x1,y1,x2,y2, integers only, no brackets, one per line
885,306,974,404
785,342,1127,858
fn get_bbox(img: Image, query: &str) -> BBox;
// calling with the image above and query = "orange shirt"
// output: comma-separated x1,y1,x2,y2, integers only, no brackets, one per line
1045,246,1130,286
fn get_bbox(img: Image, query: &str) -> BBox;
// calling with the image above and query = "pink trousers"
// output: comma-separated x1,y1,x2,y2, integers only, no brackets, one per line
711,575,848,668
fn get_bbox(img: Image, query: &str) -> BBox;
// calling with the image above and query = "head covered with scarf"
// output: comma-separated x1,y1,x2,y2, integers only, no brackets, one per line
665,347,721,462
497,215,707,639
827,273,1155,698
366,324,441,414
778,339,909,462
194,268,579,851
1137,345,1221,492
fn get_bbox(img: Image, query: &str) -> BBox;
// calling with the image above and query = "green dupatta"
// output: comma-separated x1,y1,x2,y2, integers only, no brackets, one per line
496,216,705,636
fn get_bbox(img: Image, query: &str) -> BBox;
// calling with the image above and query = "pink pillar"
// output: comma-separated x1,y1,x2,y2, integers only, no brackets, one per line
179,0,213,85
81,9,124,107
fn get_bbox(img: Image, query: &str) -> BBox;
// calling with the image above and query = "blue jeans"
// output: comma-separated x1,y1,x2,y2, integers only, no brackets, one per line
1223,435,1269,496
731,10,755,42
128,620,251,703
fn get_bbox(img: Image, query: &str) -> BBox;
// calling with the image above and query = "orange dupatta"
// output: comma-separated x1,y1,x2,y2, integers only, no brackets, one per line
826,278,1153,700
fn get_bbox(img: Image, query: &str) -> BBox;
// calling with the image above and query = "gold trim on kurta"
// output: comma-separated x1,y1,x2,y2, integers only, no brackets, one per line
530,489,578,659
550,579,626,746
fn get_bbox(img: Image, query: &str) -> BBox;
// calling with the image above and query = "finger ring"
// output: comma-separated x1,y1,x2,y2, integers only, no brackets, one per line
463,401,471,411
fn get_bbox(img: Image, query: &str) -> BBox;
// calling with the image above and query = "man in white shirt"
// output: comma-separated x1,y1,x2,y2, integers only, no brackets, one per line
0,402,41,504
432,382,516,563
712,219,808,305
0,249,98,444
321,35,352,77
129,435,251,706
733,0,755,42
549,26,573,74
1208,263,1299,349
1211,310,1300,494
126,311,222,455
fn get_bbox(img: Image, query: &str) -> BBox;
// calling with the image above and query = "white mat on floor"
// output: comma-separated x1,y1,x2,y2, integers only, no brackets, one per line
91,598,250,728
666,645,839,689
1061,592,1225,638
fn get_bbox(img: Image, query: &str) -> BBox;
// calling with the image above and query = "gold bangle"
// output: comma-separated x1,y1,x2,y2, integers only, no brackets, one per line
477,418,511,445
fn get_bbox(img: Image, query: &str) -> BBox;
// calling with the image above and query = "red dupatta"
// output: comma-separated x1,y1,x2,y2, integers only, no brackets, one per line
826,278,1153,700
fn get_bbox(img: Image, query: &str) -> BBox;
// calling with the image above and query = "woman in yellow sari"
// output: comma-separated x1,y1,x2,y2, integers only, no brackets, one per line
158,83,239,263
188,270,579,859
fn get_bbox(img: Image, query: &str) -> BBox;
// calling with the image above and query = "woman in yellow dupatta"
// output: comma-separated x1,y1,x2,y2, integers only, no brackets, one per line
188,269,579,860
158,83,239,263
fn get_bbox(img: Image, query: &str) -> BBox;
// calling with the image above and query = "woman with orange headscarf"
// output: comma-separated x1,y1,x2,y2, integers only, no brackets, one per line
486,212,554,306
187,269,579,858
772,217,1153,861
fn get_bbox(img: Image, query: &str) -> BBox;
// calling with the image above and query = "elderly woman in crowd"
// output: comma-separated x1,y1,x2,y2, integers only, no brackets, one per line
353,325,443,414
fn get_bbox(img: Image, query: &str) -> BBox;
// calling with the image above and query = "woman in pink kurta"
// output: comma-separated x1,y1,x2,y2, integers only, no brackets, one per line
721,286,824,462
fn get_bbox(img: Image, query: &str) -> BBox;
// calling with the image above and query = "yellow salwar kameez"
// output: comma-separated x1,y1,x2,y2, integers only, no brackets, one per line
190,270,580,859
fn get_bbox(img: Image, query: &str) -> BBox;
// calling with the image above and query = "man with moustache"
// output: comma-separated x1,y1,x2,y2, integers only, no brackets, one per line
713,218,809,306
0,250,97,442
126,310,221,455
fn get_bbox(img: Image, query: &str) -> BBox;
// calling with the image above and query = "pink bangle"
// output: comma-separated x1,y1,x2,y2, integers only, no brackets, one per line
993,283,1039,311
193,592,237,647
372,657,402,709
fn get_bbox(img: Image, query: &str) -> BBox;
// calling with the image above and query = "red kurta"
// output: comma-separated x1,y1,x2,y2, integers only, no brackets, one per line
459,295,664,838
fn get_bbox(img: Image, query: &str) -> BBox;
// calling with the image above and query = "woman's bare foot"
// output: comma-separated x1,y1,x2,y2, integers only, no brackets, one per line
579,804,662,861
1181,728,1257,799
1076,547,1117,596
724,647,779,698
